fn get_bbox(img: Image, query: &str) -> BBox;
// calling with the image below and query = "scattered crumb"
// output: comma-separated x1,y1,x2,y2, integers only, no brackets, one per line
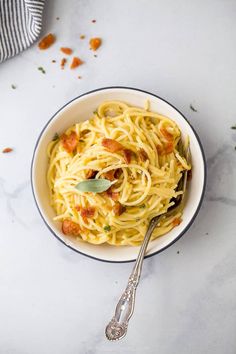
38,66,46,74
61,58,67,69
205,232,209,235
80,35,85,39
60,47,73,55
177,251,180,254
94,54,97,57
235,146,236,150
190,104,197,112
11,84,16,89
231,125,236,130
2,147,13,153
91,19,96,23
89,37,102,51
52,133,59,141
38,33,56,50
70,57,83,69
187,170,192,181
56,17,60,20
52,60,56,63
78,76,82,79
115,281,118,284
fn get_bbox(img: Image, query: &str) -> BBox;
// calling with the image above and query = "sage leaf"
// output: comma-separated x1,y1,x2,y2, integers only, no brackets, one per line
75,179,113,193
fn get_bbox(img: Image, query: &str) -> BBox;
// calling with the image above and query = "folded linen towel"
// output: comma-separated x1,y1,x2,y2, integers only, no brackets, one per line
0,0,44,63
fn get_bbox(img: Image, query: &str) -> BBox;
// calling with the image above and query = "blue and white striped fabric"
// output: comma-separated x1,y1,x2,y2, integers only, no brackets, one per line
0,0,44,63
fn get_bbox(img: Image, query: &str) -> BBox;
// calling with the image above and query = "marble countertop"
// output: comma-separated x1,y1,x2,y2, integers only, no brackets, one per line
1,1,236,353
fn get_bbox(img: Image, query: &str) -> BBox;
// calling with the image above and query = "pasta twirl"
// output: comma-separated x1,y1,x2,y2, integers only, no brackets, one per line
47,101,191,246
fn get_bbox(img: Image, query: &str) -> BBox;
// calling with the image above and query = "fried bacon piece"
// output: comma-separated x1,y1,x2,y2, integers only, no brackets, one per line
138,148,148,162
61,131,78,153
114,168,122,179
103,168,122,181
85,169,97,179
103,170,115,181
106,187,119,201
70,57,83,69
160,127,173,141
60,47,73,55
38,33,55,50
80,207,95,219
62,219,80,236
102,138,124,153
89,37,102,51
156,142,174,155
113,202,126,216
164,142,174,154
122,149,132,164
172,217,182,227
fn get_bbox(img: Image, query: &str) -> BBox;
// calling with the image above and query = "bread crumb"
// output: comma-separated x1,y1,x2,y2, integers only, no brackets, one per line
61,58,67,69
70,57,83,69
89,37,102,51
2,147,13,153
38,33,56,50
60,47,73,55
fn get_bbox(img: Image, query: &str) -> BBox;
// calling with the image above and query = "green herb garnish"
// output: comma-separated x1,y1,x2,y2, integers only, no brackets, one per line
69,212,73,217
93,110,98,114
75,179,114,193
139,204,145,209
11,84,16,89
52,133,59,141
231,125,236,130
104,225,111,232
38,66,46,74
190,104,197,112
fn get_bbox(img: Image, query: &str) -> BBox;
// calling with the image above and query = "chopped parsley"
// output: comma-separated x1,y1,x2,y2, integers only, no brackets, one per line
11,84,16,89
231,125,236,130
38,66,46,74
139,204,145,209
190,104,197,112
52,133,59,141
104,225,111,232
93,110,98,114
69,212,73,217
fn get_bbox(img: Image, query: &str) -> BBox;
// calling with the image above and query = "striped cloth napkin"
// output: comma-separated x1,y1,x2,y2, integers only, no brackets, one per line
0,0,44,63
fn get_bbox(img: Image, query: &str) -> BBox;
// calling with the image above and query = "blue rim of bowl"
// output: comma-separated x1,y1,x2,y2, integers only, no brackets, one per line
31,86,207,263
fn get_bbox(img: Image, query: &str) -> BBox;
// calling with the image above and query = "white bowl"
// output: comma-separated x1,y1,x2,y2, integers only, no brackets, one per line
31,87,206,263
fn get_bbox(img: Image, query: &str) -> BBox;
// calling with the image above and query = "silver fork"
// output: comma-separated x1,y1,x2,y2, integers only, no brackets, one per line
105,142,190,341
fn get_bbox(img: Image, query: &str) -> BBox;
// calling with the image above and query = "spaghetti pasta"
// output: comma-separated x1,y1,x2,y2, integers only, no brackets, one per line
47,101,191,246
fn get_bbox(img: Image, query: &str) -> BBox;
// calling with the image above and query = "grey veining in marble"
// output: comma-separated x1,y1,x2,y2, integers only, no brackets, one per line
0,1,236,353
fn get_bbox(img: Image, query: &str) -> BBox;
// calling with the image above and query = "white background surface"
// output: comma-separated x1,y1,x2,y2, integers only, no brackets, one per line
0,1,236,353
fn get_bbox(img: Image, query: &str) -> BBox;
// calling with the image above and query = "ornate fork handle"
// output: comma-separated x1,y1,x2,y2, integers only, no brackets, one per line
105,216,161,341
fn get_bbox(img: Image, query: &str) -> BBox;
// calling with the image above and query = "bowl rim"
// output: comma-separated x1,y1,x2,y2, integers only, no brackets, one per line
31,86,207,263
